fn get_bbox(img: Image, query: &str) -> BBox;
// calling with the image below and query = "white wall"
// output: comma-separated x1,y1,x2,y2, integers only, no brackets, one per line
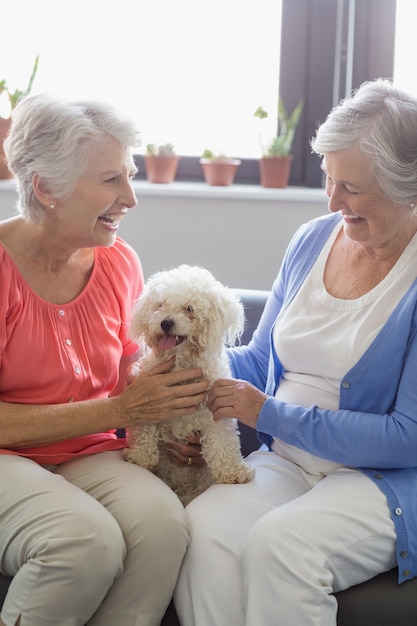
0,180,328,291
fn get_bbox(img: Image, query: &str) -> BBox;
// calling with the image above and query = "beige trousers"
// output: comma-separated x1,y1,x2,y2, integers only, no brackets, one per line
0,451,188,626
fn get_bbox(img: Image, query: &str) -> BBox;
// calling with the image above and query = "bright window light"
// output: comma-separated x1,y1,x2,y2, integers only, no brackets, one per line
0,0,282,158
393,0,417,95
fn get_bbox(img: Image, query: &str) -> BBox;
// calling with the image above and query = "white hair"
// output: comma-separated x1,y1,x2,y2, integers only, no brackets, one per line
4,93,141,221
311,79,417,206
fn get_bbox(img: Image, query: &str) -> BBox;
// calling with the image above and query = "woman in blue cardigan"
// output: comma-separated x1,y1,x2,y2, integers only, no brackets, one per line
174,79,417,625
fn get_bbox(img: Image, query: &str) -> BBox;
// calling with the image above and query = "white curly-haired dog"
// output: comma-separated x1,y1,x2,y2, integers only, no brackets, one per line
123,264,255,505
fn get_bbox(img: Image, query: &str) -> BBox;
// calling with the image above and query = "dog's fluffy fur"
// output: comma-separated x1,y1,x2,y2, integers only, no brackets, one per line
123,264,255,505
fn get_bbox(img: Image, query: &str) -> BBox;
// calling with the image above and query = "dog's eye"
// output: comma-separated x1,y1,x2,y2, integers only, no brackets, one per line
185,305,194,313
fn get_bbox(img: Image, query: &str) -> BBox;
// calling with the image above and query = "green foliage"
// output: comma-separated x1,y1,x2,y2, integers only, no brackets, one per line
0,54,39,118
200,149,235,162
145,142,176,156
254,106,268,121
255,97,303,157
201,148,215,160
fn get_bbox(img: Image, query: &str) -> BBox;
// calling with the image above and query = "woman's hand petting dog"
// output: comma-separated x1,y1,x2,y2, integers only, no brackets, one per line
116,357,210,427
208,378,268,429
165,432,206,467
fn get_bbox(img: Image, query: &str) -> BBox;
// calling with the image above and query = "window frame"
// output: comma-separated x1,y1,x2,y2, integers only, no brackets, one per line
280,0,397,188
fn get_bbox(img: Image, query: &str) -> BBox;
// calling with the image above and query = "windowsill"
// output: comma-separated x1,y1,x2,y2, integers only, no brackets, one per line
132,181,327,203
0,178,327,204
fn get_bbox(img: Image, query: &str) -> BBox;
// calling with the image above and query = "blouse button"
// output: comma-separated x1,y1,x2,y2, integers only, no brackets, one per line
59,309,65,316
400,551,408,559
66,339,72,346
75,367,81,374
394,508,403,516
403,569,411,577
342,381,350,389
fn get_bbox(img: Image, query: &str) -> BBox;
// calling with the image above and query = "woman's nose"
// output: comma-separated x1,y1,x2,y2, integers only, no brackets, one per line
327,186,346,214
123,182,138,210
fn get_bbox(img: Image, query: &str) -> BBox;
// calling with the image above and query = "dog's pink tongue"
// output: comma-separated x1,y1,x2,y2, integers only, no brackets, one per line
158,335,178,350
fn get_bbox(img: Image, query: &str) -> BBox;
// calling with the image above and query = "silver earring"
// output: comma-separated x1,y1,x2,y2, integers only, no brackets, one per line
50,204,55,209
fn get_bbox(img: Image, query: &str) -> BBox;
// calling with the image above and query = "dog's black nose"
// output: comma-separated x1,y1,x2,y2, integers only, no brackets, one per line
161,319,175,332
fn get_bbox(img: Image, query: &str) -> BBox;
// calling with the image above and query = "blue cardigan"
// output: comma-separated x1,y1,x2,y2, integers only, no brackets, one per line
228,212,417,583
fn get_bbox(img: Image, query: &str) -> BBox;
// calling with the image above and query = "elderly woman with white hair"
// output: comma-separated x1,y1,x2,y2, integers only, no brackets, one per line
175,79,417,625
0,94,209,626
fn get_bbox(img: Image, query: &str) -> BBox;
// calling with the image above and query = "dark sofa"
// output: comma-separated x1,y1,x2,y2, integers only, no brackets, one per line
2,288,417,625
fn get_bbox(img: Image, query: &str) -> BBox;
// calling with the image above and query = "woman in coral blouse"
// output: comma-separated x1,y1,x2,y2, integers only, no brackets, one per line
0,94,208,626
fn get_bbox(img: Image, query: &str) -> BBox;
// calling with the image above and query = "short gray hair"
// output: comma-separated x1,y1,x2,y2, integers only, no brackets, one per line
311,79,417,206
4,93,142,221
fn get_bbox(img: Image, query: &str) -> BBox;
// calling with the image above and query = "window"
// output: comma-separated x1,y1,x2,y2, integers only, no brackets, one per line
1,0,281,160
393,0,417,94
1,0,401,187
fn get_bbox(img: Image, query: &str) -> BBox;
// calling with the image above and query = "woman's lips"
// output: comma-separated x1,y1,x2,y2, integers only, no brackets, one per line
98,213,124,229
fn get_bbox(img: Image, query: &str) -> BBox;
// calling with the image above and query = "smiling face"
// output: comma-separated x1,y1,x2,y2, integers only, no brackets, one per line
146,300,201,356
323,148,417,252
130,265,245,366
50,137,137,250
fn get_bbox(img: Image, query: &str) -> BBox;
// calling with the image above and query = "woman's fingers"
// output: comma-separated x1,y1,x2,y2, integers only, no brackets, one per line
165,438,206,467
208,378,267,428
117,363,209,426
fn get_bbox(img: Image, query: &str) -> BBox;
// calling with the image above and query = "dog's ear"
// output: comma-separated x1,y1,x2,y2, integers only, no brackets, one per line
217,289,245,346
129,293,149,341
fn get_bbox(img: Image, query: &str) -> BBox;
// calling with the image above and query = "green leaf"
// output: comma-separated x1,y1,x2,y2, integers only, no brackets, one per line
257,97,303,156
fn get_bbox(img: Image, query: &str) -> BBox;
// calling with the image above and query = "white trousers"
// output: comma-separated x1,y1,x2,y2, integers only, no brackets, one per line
0,451,189,626
174,450,397,626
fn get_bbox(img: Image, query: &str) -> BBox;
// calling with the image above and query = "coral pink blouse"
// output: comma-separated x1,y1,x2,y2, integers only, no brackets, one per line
0,237,144,464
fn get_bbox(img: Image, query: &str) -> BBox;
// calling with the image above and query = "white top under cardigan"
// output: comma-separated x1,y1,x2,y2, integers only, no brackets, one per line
271,222,417,475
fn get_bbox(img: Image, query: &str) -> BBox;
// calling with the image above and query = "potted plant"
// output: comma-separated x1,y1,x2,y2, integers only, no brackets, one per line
143,143,180,184
199,149,241,186
0,54,39,179
254,97,303,188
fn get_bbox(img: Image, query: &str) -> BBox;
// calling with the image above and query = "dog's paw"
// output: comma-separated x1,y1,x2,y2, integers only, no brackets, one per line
123,447,158,470
237,464,256,483
212,462,255,485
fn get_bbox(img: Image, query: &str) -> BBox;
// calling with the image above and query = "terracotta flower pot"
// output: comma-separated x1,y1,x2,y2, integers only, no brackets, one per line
200,159,241,186
0,117,13,180
144,155,180,184
259,156,292,188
